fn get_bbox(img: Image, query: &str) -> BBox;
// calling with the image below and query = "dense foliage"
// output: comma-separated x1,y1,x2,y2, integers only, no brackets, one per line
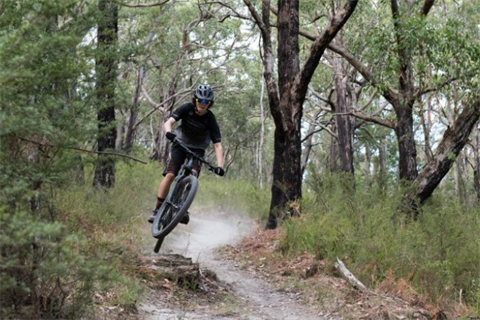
1,0,479,318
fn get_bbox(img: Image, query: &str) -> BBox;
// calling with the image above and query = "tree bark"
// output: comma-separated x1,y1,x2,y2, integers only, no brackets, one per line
259,69,266,188
245,0,359,229
93,0,118,189
301,109,322,176
265,0,302,228
325,0,439,184
420,98,433,162
333,53,354,174
124,68,145,153
363,144,372,188
474,126,480,205
395,102,418,183
150,79,177,164
402,96,480,215
329,128,339,173
377,140,387,194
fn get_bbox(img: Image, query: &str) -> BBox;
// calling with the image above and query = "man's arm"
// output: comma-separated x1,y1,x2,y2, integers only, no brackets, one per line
213,142,224,168
164,117,176,132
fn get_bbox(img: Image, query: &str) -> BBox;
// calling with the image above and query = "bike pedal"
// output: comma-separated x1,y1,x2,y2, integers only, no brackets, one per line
148,209,158,224
179,212,190,225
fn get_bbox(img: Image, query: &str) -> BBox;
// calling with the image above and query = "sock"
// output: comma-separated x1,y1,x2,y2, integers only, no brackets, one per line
155,197,165,210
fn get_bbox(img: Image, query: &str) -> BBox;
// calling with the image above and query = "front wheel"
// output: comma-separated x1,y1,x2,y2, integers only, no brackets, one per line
152,175,198,239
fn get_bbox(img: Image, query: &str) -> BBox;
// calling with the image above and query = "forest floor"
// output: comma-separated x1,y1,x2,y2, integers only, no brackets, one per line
104,209,465,320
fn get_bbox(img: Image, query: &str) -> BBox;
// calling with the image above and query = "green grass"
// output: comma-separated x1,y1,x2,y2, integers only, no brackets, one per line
6,158,476,318
194,174,271,221
50,162,480,314
279,174,480,310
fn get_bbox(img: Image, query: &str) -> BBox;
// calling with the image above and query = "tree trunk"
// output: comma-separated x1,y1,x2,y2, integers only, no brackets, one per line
267,126,302,228
395,103,418,183
124,68,145,153
378,140,387,193
454,157,466,203
363,144,372,189
391,0,418,184
245,0,359,229
474,126,480,205
329,125,339,173
402,97,480,216
93,0,118,189
301,110,321,176
115,119,124,150
420,99,433,162
333,53,354,174
151,80,177,164
265,0,301,229
151,44,184,162
258,68,266,188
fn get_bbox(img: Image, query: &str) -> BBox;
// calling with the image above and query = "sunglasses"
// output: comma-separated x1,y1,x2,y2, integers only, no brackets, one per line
196,98,211,105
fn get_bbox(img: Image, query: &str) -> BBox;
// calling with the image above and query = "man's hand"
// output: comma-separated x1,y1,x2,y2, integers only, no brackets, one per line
165,132,176,142
213,167,225,177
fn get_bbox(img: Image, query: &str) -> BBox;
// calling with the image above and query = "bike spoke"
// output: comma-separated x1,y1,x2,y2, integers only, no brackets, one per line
152,175,198,239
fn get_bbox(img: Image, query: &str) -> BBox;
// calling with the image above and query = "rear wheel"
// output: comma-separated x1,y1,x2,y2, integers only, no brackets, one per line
152,175,198,239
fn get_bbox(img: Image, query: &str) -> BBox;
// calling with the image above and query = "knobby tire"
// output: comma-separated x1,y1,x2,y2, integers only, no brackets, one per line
153,236,164,253
151,175,198,239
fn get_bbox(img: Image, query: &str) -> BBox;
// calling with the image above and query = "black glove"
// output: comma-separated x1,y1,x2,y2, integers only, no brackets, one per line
213,167,225,177
165,132,176,142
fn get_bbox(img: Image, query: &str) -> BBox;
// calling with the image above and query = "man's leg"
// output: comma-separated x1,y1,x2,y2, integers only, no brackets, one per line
157,173,175,200
148,173,175,223
180,150,204,224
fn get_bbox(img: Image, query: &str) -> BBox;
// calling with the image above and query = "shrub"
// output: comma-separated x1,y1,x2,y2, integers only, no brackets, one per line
280,173,480,308
0,209,119,319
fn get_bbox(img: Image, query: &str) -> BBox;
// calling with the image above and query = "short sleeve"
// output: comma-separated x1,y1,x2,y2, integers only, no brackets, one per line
171,103,192,121
209,113,222,144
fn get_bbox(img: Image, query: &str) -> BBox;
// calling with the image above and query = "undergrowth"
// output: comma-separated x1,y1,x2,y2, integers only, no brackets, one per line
279,174,480,313
0,160,159,319
194,174,270,221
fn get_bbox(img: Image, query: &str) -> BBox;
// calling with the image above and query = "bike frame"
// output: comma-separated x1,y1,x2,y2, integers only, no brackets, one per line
152,138,215,253
162,151,195,211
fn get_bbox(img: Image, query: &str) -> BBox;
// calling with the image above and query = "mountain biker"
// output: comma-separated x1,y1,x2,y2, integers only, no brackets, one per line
148,84,225,224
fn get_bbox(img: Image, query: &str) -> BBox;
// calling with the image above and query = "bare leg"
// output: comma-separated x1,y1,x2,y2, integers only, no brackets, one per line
149,173,177,223
157,173,175,199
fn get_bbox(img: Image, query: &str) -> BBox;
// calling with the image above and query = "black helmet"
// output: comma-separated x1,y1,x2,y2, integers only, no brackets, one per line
194,84,214,102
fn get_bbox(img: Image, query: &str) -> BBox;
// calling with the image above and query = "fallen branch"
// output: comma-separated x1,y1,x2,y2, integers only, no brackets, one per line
335,257,368,291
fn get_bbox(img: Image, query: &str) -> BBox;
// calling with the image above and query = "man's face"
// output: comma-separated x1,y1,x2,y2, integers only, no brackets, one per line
195,99,210,114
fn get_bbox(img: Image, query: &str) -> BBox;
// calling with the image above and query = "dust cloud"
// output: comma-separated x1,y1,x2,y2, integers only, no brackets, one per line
159,205,255,260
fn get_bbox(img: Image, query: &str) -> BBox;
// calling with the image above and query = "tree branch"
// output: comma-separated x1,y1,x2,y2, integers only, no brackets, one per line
292,0,359,105
328,42,399,107
121,0,170,8
243,0,282,125
302,121,337,141
402,93,480,212
415,77,457,99
19,138,148,164
213,1,253,22
351,110,396,129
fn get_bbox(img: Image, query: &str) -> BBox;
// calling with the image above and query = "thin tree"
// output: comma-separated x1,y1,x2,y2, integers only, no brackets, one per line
93,0,118,188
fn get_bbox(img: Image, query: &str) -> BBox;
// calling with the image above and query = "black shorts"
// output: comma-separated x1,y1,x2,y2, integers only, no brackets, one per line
163,143,205,177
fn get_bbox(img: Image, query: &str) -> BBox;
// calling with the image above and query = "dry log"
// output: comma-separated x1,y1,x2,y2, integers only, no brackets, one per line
154,254,193,267
153,254,200,289
334,258,368,291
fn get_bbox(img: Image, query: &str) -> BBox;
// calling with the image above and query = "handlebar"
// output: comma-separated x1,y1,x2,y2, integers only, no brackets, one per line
171,138,218,173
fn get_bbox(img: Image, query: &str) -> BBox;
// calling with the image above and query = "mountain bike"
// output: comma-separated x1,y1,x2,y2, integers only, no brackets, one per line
152,138,218,253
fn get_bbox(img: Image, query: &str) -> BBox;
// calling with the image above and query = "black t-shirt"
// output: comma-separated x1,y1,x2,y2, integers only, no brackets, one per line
170,102,221,150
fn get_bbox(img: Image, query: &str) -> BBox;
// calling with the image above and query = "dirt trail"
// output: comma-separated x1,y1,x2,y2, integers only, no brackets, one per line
139,210,335,320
